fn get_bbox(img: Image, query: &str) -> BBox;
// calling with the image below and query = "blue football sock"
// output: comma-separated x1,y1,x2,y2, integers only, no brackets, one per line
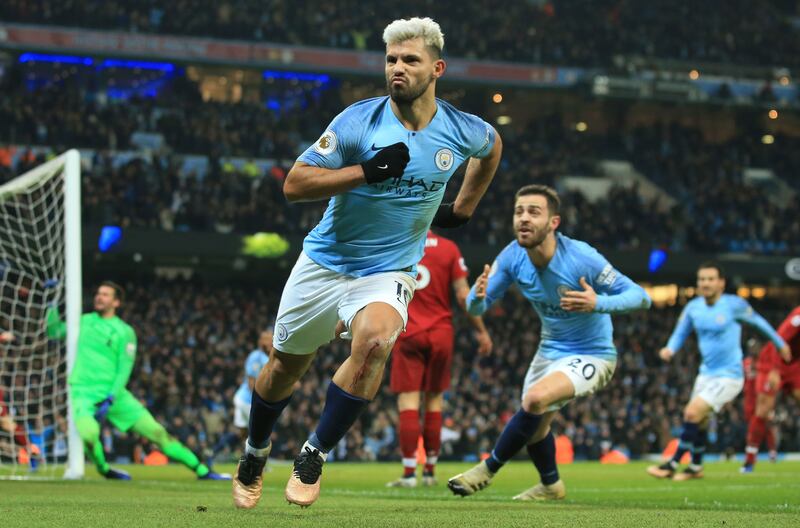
671,422,699,464
308,382,369,453
526,431,559,485
247,391,291,450
485,410,542,473
691,428,708,466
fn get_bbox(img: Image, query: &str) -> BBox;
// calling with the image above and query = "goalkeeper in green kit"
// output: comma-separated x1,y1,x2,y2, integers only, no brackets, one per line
47,281,229,481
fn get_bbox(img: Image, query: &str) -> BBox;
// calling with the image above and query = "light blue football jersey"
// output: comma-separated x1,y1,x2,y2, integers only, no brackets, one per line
297,96,495,277
666,294,786,379
234,349,269,404
467,234,651,361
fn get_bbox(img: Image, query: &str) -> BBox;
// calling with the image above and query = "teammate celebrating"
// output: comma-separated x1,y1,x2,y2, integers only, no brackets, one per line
233,17,501,509
386,230,492,488
647,264,788,481
447,185,651,500
48,282,228,480
741,305,800,473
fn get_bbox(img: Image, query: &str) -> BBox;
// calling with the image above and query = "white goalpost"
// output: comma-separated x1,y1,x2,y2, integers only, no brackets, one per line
0,149,83,479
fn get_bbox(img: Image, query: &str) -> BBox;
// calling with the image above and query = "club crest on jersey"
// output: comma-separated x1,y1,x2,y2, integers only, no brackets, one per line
716,314,726,325
276,323,289,343
313,130,337,155
557,285,570,298
434,148,454,171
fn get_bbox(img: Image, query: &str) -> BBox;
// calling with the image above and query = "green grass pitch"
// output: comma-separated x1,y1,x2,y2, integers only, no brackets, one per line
1,461,798,527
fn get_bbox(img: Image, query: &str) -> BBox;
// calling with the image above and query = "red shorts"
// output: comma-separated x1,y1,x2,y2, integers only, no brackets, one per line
390,324,453,393
756,348,800,396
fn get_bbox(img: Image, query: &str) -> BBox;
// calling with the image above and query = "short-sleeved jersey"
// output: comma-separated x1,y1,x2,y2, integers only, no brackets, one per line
405,231,468,335
468,233,650,361
68,313,138,397
298,96,495,278
758,306,800,368
666,294,786,379
235,348,269,404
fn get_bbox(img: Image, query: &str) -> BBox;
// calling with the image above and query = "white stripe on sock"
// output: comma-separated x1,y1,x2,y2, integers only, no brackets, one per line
402,457,417,469
302,440,328,461
425,456,438,466
245,440,271,458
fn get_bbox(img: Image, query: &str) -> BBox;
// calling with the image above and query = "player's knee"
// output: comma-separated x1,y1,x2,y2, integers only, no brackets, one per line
353,334,394,366
683,408,704,423
76,417,100,442
268,353,307,380
150,425,171,446
522,388,551,414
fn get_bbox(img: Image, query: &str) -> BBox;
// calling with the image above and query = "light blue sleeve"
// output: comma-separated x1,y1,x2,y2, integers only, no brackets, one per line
463,115,496,159
732,298,787,350
297,104,365,169
466,248,515,316
666,305,693,353
580,245,652,314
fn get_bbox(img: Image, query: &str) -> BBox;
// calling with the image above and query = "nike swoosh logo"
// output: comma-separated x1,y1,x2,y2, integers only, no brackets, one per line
377,164,388,169
371,143,392,151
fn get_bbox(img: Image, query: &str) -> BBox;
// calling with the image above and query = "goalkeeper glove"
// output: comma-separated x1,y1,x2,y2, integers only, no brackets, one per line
431,202,470,228
360,142,410,184
94,396,114,422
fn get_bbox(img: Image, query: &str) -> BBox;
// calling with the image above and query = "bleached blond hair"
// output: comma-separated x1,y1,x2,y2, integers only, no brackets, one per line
382,17,444,56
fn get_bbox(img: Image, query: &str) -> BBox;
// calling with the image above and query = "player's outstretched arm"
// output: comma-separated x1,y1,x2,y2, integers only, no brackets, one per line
442,131,502,225
284,143,410,202
735,301,788,357
466,260,512,317
664,305,692,358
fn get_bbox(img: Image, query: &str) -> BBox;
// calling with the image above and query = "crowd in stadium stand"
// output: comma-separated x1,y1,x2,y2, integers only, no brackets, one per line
3,0,800,68
56,280,795,465
3,65,798,254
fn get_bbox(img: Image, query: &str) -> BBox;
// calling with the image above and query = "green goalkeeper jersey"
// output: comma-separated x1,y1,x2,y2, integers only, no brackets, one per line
47,308,137,398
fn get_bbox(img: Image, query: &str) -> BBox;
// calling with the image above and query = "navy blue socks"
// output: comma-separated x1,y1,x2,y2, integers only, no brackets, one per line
247,390,292,450
526,431,559,485
485,410,542,473
308,382,370,453
671,421,699,464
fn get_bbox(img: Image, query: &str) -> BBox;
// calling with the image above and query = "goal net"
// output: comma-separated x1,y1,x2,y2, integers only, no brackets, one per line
0,150,83,479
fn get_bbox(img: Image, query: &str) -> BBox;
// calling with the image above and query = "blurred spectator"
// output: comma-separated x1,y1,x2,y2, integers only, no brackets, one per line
3,1,800,68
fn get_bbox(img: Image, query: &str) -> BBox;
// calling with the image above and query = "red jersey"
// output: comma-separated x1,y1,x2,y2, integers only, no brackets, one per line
758,306,800,368
405,231,468,335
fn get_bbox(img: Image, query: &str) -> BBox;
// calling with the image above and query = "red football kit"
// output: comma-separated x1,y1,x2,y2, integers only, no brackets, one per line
390,231,468,393
756,306,800,396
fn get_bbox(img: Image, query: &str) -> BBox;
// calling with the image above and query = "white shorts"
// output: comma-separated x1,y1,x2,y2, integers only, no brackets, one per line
690,375,744,412
273,252,416,355
233,396,250,429
522,353,616,412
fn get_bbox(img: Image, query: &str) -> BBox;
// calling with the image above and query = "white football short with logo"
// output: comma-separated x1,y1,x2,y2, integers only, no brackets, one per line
272,251,416,355
690,374,744,412
233,395,250,429
521,353,617,412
